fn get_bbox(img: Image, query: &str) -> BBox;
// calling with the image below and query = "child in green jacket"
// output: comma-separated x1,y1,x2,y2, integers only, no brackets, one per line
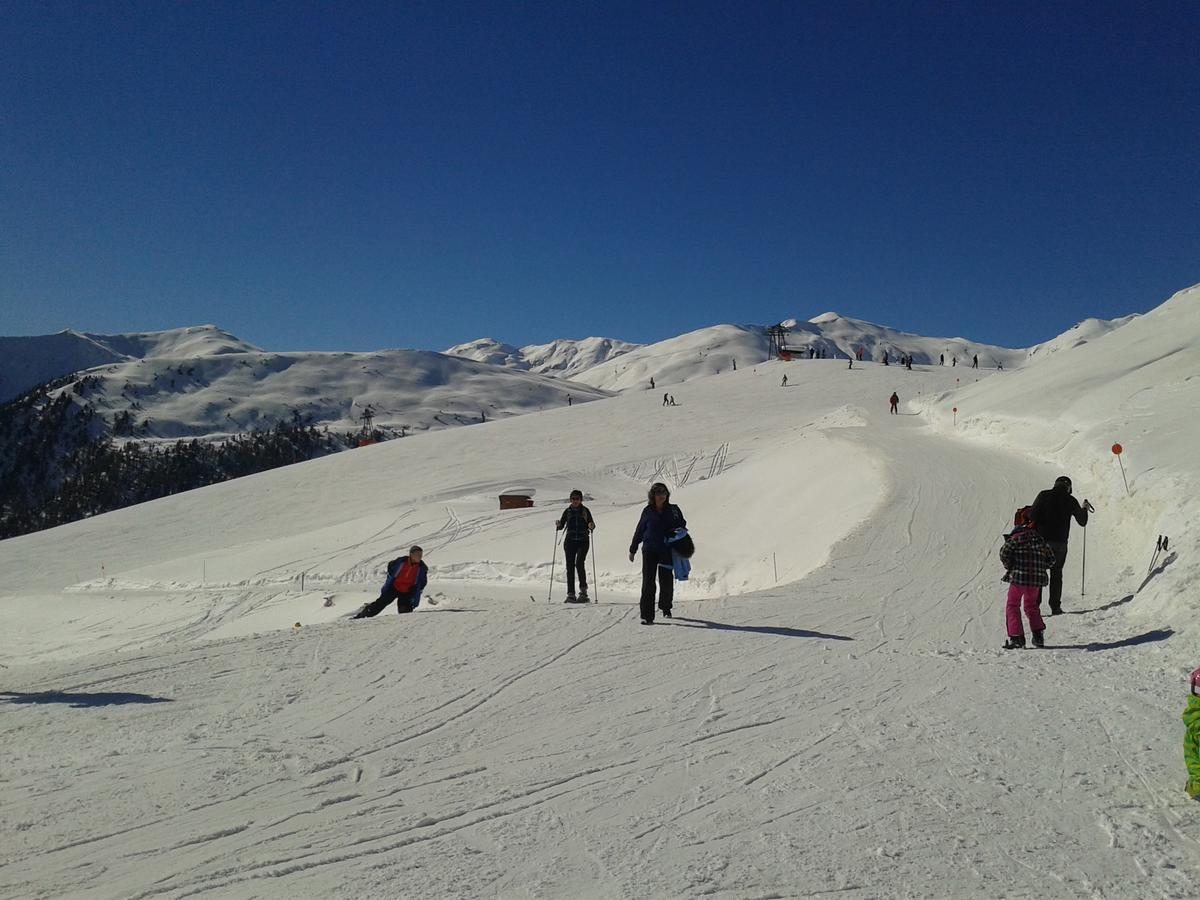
1186,667,1200,800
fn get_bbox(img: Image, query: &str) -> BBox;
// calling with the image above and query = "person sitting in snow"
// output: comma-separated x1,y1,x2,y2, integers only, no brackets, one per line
556,490,595,603
998,507,1055,648
1185,667,1200,800
353,546,428,617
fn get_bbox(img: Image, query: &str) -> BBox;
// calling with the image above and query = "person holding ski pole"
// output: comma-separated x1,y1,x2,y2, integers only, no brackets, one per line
353,546,428,617
1184,667,1200,800
1030,475,1091,615
999,507,1056,648
629,482,686,625
556,490,595,603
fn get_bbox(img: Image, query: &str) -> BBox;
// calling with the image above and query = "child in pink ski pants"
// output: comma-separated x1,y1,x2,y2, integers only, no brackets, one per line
1005,584,1045,638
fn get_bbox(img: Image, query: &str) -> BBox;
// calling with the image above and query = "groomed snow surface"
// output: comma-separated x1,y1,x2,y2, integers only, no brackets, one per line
2,287,1200,898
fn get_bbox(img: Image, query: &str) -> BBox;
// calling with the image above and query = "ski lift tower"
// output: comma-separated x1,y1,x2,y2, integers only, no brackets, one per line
767,324,790,360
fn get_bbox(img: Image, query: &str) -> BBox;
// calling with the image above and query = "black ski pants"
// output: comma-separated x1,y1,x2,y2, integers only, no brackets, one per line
563,537,589,596
639,548,674,621
359,585,416,617
1045,540,1069,612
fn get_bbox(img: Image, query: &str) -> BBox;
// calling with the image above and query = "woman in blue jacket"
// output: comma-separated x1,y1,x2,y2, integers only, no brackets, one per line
629,482,686,625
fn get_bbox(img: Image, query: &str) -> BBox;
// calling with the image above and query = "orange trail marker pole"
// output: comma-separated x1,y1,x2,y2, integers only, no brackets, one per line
1112,443,1129,495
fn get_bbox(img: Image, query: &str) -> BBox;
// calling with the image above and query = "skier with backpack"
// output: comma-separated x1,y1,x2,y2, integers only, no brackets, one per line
998,507,1056,648
353,546,428,617
556,490,595,602
628,482,687,625
1030,475,1091,615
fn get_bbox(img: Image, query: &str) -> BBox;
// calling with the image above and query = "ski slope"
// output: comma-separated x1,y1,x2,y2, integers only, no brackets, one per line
2,288,1199,898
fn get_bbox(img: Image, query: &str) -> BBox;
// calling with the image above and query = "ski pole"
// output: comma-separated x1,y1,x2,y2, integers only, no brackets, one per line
547,526,560,602
1081,524,1087,598
591,533,599,603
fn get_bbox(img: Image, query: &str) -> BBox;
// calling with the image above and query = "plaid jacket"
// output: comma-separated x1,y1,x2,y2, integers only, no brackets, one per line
999,526,1056,586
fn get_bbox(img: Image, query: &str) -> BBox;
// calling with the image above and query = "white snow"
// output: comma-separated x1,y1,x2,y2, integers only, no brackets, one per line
2,286,1199,898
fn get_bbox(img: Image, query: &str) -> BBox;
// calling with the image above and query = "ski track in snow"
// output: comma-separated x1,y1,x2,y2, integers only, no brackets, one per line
2,346,1200,898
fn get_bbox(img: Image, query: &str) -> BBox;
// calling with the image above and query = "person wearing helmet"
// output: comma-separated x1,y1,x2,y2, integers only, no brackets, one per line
628,482,686,625
999,506,1056,648
556,490,595,602
1185,668,1200,800
1030,475,1091,615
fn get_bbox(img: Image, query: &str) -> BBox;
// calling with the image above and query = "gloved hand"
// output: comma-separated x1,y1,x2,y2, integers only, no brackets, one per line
629,551,636,563
555,522,563,531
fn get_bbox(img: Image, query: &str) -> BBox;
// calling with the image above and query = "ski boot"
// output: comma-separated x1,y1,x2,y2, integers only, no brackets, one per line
1031,630,1045,648
564,593,577,604
1003,634,1026,650
578,589,589,603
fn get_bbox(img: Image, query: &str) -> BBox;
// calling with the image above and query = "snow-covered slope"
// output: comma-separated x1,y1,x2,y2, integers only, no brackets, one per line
796,311,1027,369
921,283,1200,637
57,348,611,439
569,316,1027,392
445,335,640,380
2,286,1199,897
0,325,258,404
1023,312,1140,362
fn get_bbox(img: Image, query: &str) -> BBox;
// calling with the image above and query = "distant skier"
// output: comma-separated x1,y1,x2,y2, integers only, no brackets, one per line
939,353,944,366
847,358,853,370
663,393,670,406
999,507,1055,649
628,482,686,625
997,360,1003,371
732,359,736,371
1185,667,1200,800
972,354,978,369
952,356,957,367
882,352,889,366
669,395,677,406
567,395,573,406
353,546,428,617
905,357,912,371
556,490,595,603
781,374,788,387
889,392,899,414
1030,476,1091,615
650,377,656,389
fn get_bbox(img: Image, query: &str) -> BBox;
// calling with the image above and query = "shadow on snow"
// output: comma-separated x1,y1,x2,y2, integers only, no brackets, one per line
1049,628,1175,652
1,691,174,708
669,616,853,641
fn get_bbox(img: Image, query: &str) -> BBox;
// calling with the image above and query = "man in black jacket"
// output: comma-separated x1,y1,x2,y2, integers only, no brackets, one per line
1030,476,1091,615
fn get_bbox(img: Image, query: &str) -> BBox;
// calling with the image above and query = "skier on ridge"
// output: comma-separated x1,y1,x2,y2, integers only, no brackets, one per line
556,490,595,603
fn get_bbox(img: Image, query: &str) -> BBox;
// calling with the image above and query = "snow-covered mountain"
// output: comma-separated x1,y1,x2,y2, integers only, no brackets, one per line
1023,313,1140,362
50,347,611,439
0,325,258,404
566,314,1029,391
2,284,1200,897
445,335,640,380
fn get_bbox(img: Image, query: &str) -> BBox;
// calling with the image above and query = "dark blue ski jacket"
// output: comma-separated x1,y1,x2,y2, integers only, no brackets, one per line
630,503,686,556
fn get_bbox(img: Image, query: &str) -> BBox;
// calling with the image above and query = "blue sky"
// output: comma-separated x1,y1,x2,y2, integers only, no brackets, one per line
3,1,1197,352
